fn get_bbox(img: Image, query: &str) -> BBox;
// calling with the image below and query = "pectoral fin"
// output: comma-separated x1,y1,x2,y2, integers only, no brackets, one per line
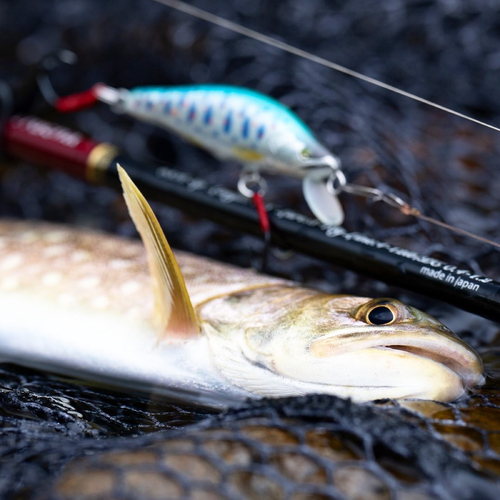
118,165,200,341
303,174,344,225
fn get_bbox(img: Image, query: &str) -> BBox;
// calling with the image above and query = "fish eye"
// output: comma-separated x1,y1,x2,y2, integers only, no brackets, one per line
353,298,409,326
366,305,396,326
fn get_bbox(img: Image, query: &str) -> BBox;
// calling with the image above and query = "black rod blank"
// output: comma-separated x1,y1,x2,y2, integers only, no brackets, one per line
106,157,500,323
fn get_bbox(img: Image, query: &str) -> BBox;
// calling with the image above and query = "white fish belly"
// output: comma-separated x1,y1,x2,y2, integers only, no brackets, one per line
0,221,282,408
0,290,251,408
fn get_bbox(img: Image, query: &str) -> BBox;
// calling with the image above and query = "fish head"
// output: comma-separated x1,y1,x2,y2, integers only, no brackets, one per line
202,287,485,402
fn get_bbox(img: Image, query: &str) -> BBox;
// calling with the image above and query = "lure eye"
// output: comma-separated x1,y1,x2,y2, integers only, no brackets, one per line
301,147,311,158
366,305,396,326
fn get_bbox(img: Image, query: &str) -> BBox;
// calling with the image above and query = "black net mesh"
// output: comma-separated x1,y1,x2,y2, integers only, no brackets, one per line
1,0,500,498
35,395,500,500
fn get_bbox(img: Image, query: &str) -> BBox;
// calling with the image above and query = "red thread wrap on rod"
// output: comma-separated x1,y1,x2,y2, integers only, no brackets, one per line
252,192,270,234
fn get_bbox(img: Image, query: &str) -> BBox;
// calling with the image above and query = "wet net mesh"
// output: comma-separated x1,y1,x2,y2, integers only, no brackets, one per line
0,0,500,498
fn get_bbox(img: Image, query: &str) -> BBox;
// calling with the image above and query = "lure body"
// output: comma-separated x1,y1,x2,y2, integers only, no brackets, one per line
117,85,330,175
0,171,484,408
112,85,344,224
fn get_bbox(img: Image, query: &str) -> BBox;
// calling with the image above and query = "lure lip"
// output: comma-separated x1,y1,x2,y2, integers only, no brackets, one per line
302,173,345,225
300,154,346,225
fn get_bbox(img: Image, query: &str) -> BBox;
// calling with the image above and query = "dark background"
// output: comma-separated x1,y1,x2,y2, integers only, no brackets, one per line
0,0,500,497
2,0,499,343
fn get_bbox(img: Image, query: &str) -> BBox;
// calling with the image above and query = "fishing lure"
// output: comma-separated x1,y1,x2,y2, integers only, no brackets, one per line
57,83,346,225
53,81,500,251
0,166,484,408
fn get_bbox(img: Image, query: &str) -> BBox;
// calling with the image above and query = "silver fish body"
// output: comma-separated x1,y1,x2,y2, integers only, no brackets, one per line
0,217,484,408
0,222,272,407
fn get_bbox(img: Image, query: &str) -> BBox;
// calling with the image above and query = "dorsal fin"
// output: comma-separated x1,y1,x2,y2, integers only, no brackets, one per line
118,165,200,341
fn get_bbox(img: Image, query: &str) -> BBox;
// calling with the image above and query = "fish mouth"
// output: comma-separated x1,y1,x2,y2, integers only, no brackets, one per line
309,326,485,390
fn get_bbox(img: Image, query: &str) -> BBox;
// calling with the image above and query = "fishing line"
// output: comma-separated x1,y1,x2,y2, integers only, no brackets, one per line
33,19,500,250
340,182,500,249
153,0,500,134
405,211,500,250
153,0,500,250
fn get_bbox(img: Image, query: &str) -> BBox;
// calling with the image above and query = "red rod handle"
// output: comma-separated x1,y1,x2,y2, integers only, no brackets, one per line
2,115,102,179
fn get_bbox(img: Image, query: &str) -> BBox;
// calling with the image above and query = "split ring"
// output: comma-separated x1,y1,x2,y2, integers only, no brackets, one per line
238,172,267,198
326,169,347,196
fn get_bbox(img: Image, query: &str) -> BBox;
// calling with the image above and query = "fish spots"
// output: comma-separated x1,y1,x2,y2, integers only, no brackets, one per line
101,240,121,252
57,293,77,306
110,259,132,270
77,276,101,289
120,245,141,258
19,231,38,243
26,264,43,275
120,280,141,296
257,125,265,140
163,100,172,115
44,245,69,258
1,253,23,271
44,231,68,244
91,295,110,309
124,306,143,320
1,276,19,290
180,266,195,276
72,250,91,263
42,272,62,287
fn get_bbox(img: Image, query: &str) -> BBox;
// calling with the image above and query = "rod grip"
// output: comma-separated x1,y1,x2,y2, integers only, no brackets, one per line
2,115,117,180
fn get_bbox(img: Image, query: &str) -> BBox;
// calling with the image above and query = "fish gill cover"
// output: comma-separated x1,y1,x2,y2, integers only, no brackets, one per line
0,0,500,498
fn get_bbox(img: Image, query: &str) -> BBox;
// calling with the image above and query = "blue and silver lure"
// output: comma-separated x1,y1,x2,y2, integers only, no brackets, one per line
96,84,345,225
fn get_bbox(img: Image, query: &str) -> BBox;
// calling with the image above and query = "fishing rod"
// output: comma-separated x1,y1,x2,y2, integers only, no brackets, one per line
42,77,500,252
2,112,500,323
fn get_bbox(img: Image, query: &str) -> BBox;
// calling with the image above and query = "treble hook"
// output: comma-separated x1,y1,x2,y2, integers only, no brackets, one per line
36,52,123,112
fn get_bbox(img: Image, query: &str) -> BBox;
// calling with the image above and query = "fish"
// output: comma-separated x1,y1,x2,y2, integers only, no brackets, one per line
100,84,345,225
0,166,484,408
